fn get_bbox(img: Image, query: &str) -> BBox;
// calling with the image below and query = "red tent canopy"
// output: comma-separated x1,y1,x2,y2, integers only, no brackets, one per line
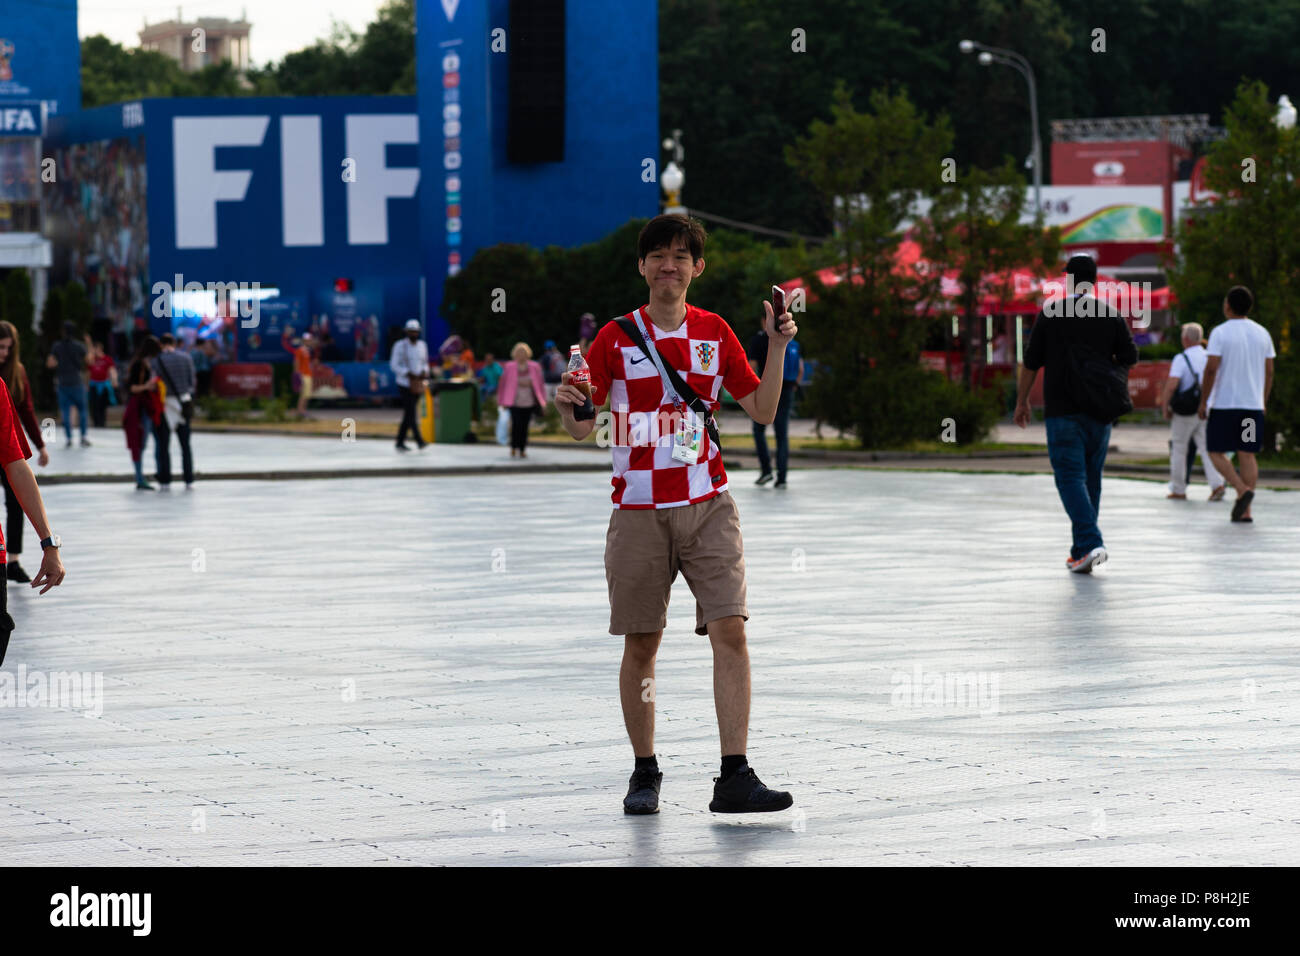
780,239,1172,319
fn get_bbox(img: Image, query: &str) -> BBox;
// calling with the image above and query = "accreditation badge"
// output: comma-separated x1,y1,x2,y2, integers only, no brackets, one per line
671,407,703,465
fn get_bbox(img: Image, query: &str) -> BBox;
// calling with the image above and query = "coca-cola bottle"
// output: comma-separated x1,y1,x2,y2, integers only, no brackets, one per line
568,344,595,420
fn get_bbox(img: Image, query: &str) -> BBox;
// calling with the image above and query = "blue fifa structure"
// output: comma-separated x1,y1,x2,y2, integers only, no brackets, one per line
417,0,660,343
44,97,422,367
0,4,80,118
1,1,80,285
32,0,659,379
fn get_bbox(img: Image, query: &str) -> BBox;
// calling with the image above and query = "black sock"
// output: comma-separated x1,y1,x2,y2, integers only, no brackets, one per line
720,754,747,781
635,755,658,773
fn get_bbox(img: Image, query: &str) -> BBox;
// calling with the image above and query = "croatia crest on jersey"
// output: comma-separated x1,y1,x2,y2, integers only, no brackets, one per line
694,341,716,372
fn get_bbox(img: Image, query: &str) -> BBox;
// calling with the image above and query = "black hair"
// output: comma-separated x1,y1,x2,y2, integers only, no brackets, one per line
637,214,707,262
1226,285,1253,316
1065,254,1097,285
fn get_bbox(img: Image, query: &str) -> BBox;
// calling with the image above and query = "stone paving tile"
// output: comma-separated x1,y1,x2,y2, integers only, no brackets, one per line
1,466,1297,865
32,424,601,480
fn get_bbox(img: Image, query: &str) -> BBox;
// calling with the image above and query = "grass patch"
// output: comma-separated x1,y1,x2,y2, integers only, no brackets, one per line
718,436,1045,454
1133,450,1300,468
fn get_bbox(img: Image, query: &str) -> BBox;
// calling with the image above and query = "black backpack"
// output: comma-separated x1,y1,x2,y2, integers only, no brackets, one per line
1169,351,1202,415
1065,336,1133,424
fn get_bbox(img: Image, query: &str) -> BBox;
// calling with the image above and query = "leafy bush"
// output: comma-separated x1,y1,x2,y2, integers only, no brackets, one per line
1137,341,1183,361
540,402,562,435
804,362,1000,449
255,397,290,423
202,397,252,422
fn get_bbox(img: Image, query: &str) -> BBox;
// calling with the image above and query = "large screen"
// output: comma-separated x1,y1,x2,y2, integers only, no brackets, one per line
42,135,149,324
0,138,39,231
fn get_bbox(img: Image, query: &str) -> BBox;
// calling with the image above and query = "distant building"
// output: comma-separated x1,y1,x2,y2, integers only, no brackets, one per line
139,8,251,73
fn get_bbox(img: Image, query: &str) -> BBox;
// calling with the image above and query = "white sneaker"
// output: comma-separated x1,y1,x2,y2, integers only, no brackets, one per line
1067,546,1108,574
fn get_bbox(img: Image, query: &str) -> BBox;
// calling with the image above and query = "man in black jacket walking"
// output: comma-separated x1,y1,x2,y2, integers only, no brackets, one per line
1013,256,1138,573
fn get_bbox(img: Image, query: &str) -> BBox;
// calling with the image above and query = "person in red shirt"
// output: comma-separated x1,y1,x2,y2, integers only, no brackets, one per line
292,333,315,419
87,339,119,428
555,214,798,816
0,321,51,583
0,370,66,666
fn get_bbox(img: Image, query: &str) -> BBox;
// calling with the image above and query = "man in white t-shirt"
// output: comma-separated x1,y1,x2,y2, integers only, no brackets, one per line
1160,322,1224,500
1198,286,1275,522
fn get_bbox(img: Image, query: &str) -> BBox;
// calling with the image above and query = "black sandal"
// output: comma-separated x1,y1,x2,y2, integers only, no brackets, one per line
1231,489,1255,521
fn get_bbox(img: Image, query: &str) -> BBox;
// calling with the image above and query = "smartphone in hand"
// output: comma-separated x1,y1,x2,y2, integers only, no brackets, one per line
771,286,787,332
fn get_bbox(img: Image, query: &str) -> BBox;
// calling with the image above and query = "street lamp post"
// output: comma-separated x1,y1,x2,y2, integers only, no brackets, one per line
959,40,1042,217
662,129,686,214
1277,94,1297,130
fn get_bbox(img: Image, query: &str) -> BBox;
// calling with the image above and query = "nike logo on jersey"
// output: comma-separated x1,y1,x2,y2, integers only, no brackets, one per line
630,355,648,365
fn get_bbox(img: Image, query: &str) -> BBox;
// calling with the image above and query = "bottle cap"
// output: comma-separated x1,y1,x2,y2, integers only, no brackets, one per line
570,344,581,352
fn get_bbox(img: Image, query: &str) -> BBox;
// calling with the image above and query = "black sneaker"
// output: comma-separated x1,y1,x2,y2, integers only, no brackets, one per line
395,443,411,452
623,767,662,814
6,562,30,584
709,763,793,813
774,478,787,488
755,472,774,485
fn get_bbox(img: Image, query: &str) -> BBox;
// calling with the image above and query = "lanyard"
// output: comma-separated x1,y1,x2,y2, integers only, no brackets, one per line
631,308,684,408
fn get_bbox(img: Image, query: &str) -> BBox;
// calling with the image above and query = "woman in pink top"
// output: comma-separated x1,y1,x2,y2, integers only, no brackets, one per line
496,342,547,458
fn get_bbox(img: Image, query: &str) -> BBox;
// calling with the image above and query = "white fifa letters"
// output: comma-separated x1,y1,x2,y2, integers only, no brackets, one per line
172,114,419,249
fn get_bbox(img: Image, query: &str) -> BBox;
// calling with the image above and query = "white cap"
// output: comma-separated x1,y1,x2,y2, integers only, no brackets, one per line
404,319,421,331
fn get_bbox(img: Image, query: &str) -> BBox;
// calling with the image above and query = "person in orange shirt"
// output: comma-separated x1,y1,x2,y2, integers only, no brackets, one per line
293,333,315,419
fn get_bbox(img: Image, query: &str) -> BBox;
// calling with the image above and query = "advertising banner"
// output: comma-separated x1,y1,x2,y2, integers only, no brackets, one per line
242,295,307,363
212,362,274,398
315,361,400,399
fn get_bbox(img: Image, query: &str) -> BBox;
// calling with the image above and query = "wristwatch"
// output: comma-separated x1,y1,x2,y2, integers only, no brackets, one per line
40,534,61,551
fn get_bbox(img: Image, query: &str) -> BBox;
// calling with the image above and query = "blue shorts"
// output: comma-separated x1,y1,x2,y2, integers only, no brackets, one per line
1206,408,1264,454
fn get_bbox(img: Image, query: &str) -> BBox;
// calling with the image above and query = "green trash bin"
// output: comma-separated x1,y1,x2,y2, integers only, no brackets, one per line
434,381,477,443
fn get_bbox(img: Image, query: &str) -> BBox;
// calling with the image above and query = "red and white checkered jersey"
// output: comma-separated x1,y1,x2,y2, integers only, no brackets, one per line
588,305,761,509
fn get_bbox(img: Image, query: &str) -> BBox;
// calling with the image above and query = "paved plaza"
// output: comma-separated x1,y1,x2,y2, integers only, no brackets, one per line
2,451,1298,865
34,425,605,482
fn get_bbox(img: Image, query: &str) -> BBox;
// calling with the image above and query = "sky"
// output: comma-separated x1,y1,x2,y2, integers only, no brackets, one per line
78,0,391,67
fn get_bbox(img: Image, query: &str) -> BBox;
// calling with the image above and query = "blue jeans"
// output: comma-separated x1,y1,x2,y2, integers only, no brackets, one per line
57,384,90,440
1045,414,1111,559
752,380,797,479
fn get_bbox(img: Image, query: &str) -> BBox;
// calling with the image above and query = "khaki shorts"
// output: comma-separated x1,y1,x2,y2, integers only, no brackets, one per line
299,375,313,401
604,491,749,636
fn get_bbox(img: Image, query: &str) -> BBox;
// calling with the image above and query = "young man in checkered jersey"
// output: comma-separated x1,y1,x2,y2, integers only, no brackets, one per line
555,215,797,815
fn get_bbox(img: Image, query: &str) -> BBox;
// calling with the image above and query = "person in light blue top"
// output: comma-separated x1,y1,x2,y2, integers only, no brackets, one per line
747,325,803,488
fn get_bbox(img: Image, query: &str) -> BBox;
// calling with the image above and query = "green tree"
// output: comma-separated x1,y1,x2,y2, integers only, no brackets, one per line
917,160,1061,389
79,0,415,105
1169,79,1300,452
60,282,94,340
442,218,831,361
80,35,193,108
786,86,1000,447
260,0,415,96
660,0,1300,237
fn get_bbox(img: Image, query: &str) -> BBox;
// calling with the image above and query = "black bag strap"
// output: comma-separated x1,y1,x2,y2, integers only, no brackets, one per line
1179,350,1200,387
155,354,182,397
155,355,193,421
615,317,720,446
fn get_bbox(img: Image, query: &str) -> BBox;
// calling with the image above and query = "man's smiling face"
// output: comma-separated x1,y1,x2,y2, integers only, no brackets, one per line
639,235,705,298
